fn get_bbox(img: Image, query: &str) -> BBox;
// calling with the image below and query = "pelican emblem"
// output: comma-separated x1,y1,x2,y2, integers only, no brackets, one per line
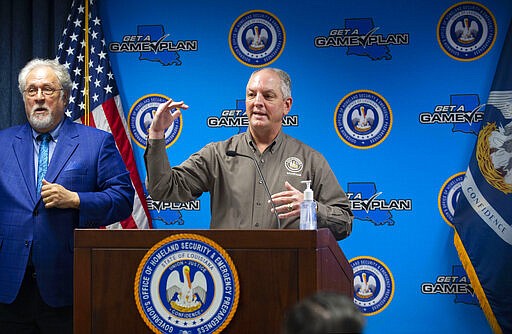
166,265,207,312
352,106,375,132
246,25,269,51
455,17,479,44
354,272,377,299
487,91,512,186
489,123,512,185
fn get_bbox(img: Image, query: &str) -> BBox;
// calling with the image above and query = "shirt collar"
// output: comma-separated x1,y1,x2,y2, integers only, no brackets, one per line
245,129,282,154
31,118,64,142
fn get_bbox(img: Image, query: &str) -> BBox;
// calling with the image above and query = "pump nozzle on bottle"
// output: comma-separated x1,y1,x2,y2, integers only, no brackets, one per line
301,180,313,201
300,180,317,230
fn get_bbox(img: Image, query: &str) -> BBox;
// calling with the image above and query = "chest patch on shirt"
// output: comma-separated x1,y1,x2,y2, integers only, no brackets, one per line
285,157,303,176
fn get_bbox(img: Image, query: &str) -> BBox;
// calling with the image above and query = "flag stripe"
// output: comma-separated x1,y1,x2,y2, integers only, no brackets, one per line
57,0,151,229
102,98,152,224
89,100,151,229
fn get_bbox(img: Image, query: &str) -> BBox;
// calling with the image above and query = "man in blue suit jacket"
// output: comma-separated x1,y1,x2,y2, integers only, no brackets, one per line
0,59,134,333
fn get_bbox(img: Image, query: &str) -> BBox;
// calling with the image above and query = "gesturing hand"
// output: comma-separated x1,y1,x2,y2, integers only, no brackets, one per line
148,98,189,139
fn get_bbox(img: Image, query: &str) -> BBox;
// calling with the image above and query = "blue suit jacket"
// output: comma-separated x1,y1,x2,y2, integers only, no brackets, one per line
0,117,134,307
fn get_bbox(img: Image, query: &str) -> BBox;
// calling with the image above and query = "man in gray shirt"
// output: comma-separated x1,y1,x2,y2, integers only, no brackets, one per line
144,68,353,240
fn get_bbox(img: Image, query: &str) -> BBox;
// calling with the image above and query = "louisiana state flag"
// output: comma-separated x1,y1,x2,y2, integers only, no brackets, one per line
453,20,512,334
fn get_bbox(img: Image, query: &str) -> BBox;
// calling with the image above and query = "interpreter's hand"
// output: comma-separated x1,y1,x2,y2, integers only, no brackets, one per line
40,179,80,209
148,98,189,139
270,181,304,218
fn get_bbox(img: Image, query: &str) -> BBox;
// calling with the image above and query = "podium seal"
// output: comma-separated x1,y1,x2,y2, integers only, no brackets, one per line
134,234,239,333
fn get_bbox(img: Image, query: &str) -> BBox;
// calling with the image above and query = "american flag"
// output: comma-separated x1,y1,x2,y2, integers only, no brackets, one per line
56,0,152,229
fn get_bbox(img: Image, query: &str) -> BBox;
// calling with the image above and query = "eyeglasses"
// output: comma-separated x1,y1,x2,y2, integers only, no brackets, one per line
24,86,64,98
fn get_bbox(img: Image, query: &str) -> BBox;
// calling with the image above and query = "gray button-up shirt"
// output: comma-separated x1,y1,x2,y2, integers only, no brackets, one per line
144,130,353,240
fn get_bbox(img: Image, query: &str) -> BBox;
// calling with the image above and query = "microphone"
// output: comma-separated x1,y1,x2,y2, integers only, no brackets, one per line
226,150,281,229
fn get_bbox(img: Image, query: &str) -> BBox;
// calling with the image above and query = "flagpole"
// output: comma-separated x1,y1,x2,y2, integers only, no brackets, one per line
56,0,152,229
84,0,90,126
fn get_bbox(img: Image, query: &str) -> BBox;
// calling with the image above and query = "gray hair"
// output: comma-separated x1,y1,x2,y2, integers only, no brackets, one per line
251,67,292,99
18,58,72,103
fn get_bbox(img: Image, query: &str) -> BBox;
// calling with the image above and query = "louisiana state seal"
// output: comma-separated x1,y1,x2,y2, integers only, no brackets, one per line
135,234,239,333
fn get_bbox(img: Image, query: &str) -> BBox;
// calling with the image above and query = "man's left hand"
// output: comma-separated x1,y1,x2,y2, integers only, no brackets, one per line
41,179,80,209
270,181,304,218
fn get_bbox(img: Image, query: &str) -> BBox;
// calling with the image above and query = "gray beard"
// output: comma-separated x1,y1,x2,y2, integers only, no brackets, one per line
29,113,55,132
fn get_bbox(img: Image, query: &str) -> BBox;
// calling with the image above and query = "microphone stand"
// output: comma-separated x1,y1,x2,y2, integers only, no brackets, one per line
226,150,281,229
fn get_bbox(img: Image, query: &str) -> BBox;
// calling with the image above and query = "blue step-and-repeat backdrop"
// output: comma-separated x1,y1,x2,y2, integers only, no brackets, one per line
97,1,512,333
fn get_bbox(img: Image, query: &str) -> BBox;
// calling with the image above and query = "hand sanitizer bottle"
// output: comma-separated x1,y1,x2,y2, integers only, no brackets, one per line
300,180,317,230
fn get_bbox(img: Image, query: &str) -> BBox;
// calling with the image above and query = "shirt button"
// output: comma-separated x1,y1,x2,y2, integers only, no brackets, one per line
256,202,261,206
255,223,259,227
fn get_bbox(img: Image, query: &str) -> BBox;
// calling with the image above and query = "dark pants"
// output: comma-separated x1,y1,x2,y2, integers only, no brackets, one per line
0,266,72,334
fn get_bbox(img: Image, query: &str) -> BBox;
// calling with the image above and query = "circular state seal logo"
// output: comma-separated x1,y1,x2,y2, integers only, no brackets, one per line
229,10,286,67
438,172,465,227
350,256,394,316
129,94,182,149
437,2,497,61
134,234,239,334
284,156,303,175
334,90,392,149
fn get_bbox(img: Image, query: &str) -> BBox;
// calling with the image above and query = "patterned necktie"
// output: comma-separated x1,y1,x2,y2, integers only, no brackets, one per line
36,133,52,194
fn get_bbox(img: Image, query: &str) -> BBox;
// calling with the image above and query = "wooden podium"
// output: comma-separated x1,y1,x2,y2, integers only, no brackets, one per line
74,228,353,333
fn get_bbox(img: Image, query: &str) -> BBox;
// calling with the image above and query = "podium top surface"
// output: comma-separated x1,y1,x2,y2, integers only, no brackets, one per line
74,228,339,250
